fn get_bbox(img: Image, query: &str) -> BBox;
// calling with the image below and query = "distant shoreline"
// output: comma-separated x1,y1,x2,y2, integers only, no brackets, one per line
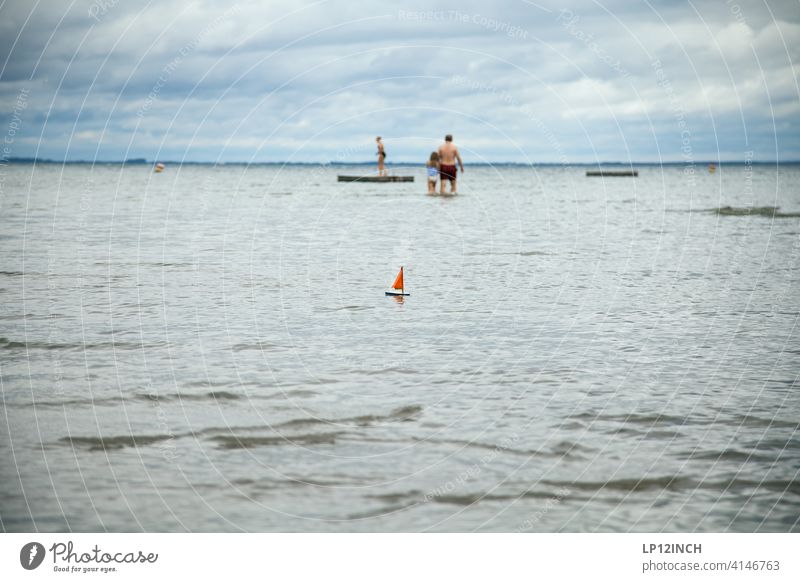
4,157,797,167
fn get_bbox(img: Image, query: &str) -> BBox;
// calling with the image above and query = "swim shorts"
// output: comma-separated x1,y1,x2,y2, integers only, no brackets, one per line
440,164,457,182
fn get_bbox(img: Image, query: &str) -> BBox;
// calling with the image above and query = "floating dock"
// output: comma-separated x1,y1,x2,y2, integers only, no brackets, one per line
338,175,414,183
586,170,638,177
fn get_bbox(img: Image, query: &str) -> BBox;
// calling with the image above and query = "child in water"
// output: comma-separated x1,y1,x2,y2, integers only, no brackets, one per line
426,152,440,194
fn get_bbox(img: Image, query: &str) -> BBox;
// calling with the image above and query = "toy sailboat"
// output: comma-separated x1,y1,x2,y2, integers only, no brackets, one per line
385,266,410,296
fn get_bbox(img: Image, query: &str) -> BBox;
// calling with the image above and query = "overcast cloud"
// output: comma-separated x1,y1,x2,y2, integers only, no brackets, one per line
1,0,798,162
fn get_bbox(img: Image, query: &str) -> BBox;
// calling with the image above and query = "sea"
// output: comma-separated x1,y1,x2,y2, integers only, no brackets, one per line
1,162,798,532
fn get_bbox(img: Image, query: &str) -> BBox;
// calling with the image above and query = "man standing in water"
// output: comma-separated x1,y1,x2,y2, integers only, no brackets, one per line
438,134,464,194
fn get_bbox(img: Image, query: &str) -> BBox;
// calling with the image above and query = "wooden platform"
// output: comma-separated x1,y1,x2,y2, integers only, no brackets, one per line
586,170,638,177
338,175,414,183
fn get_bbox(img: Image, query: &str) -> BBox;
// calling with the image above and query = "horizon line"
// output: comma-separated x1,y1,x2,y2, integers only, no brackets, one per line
5,157,797,166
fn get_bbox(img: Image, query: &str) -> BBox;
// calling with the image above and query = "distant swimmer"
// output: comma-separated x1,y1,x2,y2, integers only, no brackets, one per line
426,151,440,194
376,136,386,176
437,134,464,194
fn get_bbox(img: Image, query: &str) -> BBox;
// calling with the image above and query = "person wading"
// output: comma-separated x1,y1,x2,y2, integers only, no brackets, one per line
437,134,464,194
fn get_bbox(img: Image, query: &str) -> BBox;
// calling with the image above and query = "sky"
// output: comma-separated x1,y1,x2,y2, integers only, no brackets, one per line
0,0,798,163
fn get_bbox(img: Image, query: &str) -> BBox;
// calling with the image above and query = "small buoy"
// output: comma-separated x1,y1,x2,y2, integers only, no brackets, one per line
154,162,165,173
385,266,410,296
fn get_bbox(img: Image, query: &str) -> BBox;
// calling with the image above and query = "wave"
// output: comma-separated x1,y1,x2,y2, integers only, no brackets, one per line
150,388,320,403
431,491,562,506
195,405,423,448
263,389,319,399
465,250,549,256
713,206,800,218
346,502,421,520
136,391,242,402
195,424,275,436
316,305,374,312
60,434,176,451
25,396,124,408
274,404,423,430
566,412,702,426
365,488,568,508
230,341,289,351
361,476,800,511
367,491,426,504
568,411,799,433
681,449,776,462
14,388,319,409
362,367,419,376
410,436,591,459
542,476,689,493
183,380,238,388
210,431,343,449
540,477,800,495
0,338,75,350
730,414,800,430
0,337,169,351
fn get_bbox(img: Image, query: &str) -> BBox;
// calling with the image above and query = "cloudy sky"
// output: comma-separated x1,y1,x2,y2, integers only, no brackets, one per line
1,0,798,163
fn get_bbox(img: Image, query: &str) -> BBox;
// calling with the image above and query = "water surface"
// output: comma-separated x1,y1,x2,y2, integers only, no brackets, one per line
1,163,798,531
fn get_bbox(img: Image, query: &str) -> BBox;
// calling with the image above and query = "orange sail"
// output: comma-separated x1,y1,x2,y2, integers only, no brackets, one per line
391,267,404,290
